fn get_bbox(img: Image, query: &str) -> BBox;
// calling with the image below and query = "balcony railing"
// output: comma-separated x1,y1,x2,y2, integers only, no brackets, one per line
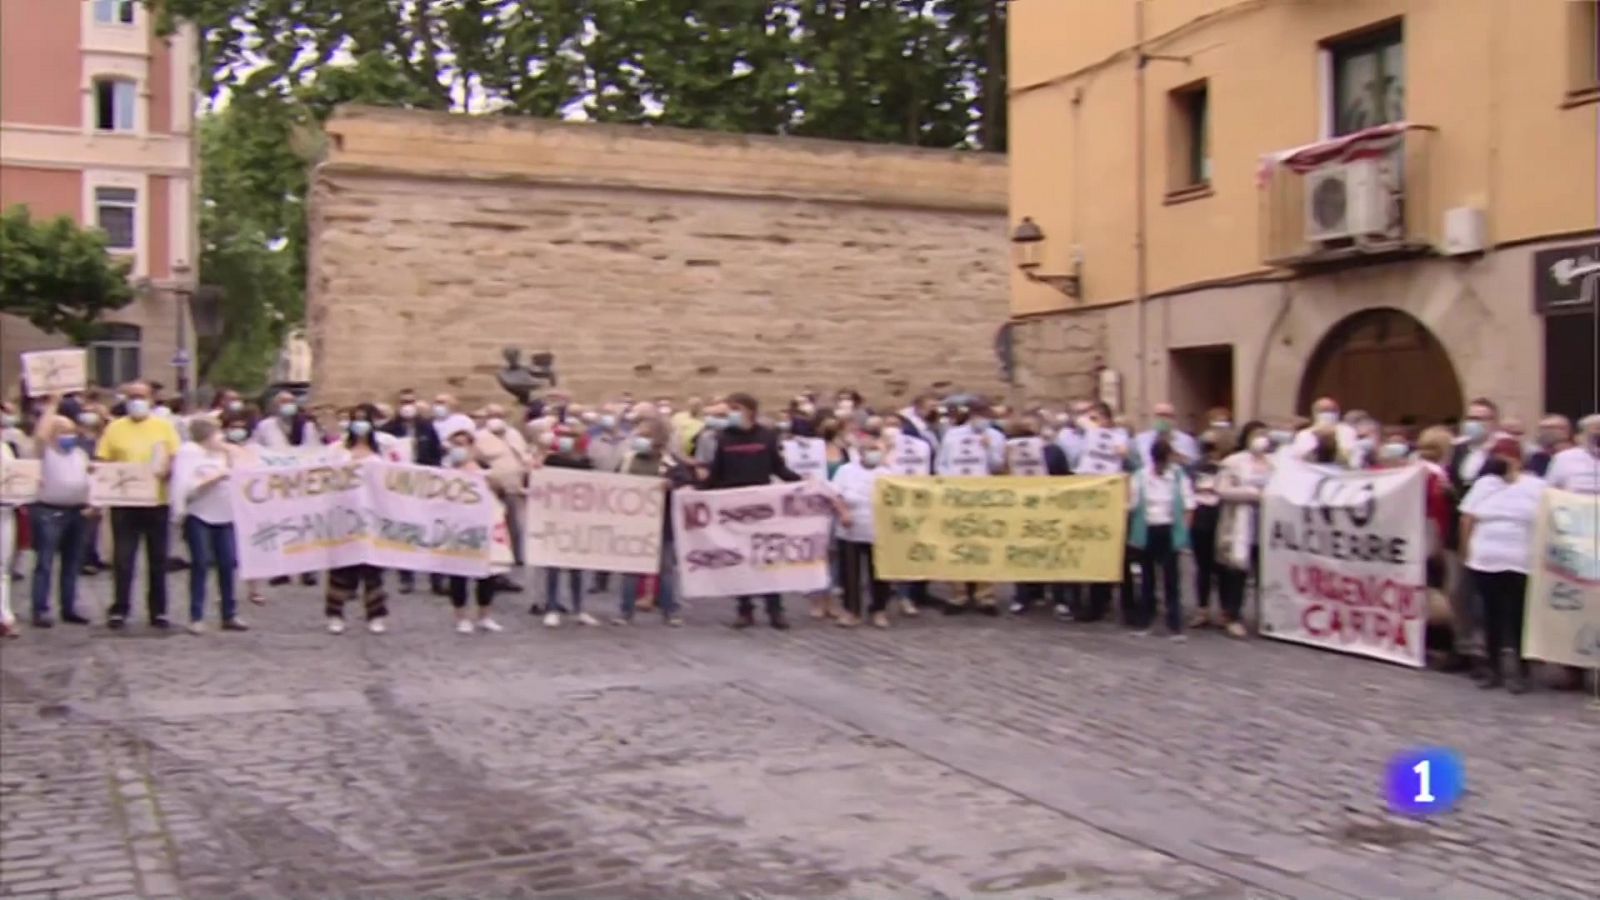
1258,123,1437,267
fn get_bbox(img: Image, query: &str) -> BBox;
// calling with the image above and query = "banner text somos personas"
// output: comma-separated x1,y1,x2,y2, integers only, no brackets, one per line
872,476,1128,583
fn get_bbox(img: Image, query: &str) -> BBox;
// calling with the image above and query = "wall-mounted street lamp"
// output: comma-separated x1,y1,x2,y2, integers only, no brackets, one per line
1010,217,1081,299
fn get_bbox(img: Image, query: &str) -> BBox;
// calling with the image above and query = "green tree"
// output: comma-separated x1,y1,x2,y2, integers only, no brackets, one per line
0,206,135,345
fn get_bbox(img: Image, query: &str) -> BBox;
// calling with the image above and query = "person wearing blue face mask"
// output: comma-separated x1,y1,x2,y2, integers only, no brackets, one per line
170,417,250,634
25,395,94,628
96,381,182,630
539,426,596,627
324,404,393,635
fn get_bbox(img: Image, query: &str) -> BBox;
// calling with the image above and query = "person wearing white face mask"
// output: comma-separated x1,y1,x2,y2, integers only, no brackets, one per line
170,417,250,635
323,404,393,635
1291,396,1358,462
475,404,529,588
96,381,182,630
430,393,476,446
830,433,892,629
612,418,689,626
1213,421,1276,638
251,390,320,450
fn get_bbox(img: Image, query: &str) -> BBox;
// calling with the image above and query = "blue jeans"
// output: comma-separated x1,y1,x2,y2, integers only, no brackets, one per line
620,539,680,620
544,567,583,613
30,504,86,618
183,516,238,623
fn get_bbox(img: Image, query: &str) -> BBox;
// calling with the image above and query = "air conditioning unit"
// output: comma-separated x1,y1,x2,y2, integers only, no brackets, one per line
1304,159,1392,243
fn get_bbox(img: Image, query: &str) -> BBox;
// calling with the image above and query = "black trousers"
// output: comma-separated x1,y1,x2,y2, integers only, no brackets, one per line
449,575,495,609
109,506,170,622
326,565,388,620
1137,525,1182,633
1191,525,1218,610
1217,546,1258,622
737,594,783,618
840,541,890,616
1475,569,1530,676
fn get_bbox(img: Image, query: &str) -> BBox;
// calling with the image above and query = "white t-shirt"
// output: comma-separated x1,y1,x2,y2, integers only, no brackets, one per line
1136,467,1196,526
830,460,883,543
1545,445,1600,495
170,442,235,525
1459,474,1546,574
36,441,92,506
1291,423,1358,461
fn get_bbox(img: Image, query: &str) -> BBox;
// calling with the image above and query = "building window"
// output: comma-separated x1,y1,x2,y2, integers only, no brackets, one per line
93,78,137,131
93,0,136,25
90,324,142,387
1570,1,1600,97
1167,80,1210,191
1328,23,1404,136
95,187,137,251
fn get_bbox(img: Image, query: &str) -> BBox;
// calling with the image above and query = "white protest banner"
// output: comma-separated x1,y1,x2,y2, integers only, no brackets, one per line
1,459,41,505
1006,437,1048,476
524,467,665,574
490,512,515,574
1522,489,1600,668
887,436,932,475
938,433,991,476
89,463,161,507
383,436,414,464
230,460,497,580
782,437,828,483
672,482,834,599
1258,459,1427,667
1074,428,1130,475
21,349,87,396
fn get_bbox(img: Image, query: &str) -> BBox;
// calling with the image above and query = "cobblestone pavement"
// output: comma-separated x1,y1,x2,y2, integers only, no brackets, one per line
1,567,1596,899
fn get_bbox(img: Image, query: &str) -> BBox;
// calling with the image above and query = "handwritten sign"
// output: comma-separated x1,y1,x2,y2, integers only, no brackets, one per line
88,463,160,507
887,436,932,475
21,349,87,395
524,467,665,574
1006,437,1048,476
1257,459,1427,667
672,482,834,598
872,475,1127,583
1,459,41,505
229,460,498,580
1522,489,1600,668
938,433,992,477
1074,428,1130,475
782,437,828,483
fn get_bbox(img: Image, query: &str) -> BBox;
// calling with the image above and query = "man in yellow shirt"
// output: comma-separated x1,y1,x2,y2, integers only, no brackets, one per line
96,382,181,629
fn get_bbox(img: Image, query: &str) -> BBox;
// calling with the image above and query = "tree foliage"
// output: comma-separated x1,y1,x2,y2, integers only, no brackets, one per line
0,206,135,345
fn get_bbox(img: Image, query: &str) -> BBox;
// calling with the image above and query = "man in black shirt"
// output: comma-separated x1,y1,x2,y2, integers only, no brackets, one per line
703,392,802,630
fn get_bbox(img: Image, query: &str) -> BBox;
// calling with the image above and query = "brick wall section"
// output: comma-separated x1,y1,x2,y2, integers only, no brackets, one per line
308,106,1010,410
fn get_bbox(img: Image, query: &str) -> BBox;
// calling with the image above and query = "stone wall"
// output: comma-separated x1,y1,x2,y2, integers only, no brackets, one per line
307,106,1010,410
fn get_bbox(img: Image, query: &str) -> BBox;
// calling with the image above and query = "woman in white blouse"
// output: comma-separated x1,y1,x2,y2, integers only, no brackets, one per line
830,432,889,628
1458,437,1545,693
170,417,249,634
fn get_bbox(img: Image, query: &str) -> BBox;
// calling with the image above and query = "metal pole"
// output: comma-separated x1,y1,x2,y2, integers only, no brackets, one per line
1134,0,1149,423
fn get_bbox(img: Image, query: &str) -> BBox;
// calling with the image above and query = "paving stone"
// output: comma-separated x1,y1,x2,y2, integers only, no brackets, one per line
1,569,1594,898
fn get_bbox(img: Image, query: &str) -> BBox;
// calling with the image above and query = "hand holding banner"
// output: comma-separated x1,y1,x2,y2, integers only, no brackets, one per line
872,475,1127,583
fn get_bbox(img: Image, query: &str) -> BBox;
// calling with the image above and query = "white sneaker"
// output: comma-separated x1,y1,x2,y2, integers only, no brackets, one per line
477,617,504,634
367,618,388,635
326,618,345,635
577,612,600,627
455,619,474,635
899,597,920,617
186,621,206,636
543,611,562,628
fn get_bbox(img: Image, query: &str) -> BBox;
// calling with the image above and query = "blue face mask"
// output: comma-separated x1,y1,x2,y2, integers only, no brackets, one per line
727,412,747,430
56,436,79,454
599,415,617,430
630,436,653,453
349,421,372,437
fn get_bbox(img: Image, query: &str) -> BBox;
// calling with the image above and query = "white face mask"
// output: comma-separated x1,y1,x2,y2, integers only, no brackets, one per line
1211,420,1232,431
399,403,417,420
125,399,151,420
1316,410,1339,427
447,446,471,465
1249,435,1271,455
432,403,450,420
486,417,506,434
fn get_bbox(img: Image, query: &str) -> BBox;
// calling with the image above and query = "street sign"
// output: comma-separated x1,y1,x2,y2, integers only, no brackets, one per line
171,349,192,368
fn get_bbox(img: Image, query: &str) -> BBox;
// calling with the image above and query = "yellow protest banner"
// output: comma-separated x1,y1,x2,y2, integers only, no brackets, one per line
872,475,1127,583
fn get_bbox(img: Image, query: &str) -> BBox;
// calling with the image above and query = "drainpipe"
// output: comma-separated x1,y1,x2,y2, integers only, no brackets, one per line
1133,0,1149,422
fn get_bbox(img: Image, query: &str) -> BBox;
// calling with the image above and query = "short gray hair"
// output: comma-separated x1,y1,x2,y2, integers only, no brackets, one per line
1579,413,1600,433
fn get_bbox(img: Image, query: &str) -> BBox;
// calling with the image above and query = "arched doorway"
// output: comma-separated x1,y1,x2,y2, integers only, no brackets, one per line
1296,308,1464,427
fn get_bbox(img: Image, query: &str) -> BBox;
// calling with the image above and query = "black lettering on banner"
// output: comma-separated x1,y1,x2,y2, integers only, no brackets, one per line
749,533,829,567
890,514,923,535
1309,476,1377,529
782,492,833,518
942,488,1017,509
1548,582,1585,612
951,543,991,565
683,500,711,531
911,488,932,509
940,514,1007,540
882,484,906,508
1021,519,1062,541
908,542,936,562
718,503,775,525
687,548,743,570
1005,543,1084,569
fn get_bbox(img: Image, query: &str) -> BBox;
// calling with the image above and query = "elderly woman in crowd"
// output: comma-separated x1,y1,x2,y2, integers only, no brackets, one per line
1459,436,1546,692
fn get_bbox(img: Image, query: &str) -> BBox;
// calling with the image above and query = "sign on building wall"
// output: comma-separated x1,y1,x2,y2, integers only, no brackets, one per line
1532,241,1600,314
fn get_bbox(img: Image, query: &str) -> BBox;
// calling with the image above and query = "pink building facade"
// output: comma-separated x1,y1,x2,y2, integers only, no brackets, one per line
0,0,199,399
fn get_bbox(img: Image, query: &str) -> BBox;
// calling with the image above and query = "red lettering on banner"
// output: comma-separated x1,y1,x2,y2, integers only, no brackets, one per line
1292,562,1421,651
